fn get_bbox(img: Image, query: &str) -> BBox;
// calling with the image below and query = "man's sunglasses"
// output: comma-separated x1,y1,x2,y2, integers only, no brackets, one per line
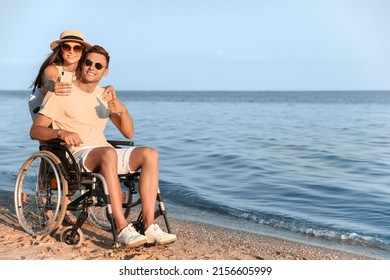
84,59,105,70
61,43,84,54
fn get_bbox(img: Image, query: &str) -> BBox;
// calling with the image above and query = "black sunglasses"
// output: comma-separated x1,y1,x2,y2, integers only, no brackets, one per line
84,59,105,70
61,43,84,54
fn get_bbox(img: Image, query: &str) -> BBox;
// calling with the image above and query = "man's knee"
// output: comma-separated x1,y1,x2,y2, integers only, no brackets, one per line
130,147,158,170
136,147,158,165
100,146,118,162
144,147,158,162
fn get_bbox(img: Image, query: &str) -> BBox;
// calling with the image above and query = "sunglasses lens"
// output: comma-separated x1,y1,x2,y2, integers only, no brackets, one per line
84,59,104,70
85,59,92,66
61,44,71,52
73,45,83,53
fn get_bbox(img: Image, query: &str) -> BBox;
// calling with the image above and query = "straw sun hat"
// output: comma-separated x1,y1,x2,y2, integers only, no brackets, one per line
50,30,92,50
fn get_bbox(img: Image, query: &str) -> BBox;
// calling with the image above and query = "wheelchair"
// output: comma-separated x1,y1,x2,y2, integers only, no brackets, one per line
14,139,172,248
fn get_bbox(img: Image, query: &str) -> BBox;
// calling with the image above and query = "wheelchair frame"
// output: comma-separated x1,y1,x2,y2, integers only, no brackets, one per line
14,140,172,247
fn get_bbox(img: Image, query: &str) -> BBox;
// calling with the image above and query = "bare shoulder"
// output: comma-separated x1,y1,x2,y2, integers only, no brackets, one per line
43,64,61,81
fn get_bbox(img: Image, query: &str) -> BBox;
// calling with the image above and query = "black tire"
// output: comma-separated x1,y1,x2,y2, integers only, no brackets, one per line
60,226,84,245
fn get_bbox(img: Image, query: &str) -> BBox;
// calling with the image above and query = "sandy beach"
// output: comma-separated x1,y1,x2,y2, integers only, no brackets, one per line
0,190,369,260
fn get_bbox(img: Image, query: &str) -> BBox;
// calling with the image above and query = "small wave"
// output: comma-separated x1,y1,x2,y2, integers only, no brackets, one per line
226,209,390,251
159,179,390,250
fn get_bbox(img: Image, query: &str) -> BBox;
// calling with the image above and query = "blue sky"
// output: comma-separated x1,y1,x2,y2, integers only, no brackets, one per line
1,0,390,91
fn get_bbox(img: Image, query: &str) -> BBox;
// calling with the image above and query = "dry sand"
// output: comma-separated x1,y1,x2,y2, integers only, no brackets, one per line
0,190,369,260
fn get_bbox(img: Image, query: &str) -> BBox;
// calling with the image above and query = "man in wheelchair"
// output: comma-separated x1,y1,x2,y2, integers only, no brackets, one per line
29,45,176,247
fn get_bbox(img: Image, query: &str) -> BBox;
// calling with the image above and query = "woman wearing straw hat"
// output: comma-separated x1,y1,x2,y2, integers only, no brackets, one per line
29,30,93,120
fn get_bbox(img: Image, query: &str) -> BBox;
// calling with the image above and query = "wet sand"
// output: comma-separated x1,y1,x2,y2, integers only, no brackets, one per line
0,190,369,260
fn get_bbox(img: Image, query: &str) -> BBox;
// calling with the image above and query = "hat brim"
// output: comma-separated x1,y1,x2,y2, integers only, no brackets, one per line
50,39,92,50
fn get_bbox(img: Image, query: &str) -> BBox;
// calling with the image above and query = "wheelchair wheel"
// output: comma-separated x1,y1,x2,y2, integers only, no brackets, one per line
87,184,135,230
14,151,68,236
60,226,84,245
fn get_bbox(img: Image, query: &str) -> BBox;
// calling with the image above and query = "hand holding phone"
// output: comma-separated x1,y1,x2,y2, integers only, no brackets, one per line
57,71,73,95
60,71,73,84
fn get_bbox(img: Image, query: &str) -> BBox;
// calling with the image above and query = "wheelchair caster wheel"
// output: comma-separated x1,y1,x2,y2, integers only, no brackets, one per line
60,226,84,245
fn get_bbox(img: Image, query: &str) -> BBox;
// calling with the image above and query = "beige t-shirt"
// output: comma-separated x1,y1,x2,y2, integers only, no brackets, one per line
39,84,111,153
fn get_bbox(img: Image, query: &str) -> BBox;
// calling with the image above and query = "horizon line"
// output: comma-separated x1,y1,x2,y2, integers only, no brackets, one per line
1,89,390,93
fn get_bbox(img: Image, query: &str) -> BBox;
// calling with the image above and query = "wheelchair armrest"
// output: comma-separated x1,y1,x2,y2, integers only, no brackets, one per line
41,139,134,147
108,140,134,148
39,138,64,149
43,138,63,144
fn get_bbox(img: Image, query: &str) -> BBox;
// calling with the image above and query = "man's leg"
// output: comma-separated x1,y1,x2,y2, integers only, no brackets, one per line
127,146,177,244
83,146,128,232
128,147,159,230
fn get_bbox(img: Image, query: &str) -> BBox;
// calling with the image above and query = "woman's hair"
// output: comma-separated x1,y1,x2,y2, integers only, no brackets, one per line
30,45,86,93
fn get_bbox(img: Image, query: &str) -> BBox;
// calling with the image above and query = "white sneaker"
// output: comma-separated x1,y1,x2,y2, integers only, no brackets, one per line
145,224,177,245
117,224,148,247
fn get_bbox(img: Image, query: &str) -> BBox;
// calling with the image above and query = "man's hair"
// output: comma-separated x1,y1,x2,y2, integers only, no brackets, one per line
85,45,110,67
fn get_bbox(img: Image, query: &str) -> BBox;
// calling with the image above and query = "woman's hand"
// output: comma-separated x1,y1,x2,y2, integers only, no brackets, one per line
54,81,72,96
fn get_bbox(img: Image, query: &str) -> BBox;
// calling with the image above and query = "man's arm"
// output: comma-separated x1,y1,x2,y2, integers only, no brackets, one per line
106,88,134,139
30,114,60,141
30,114,83,146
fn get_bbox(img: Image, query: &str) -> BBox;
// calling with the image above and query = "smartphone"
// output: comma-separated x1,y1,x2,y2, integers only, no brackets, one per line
60,71,73,85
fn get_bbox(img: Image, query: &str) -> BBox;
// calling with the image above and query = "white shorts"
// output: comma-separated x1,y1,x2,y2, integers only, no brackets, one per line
72,146,137,174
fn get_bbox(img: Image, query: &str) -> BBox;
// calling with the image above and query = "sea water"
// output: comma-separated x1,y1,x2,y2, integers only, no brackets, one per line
1,90,389,259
